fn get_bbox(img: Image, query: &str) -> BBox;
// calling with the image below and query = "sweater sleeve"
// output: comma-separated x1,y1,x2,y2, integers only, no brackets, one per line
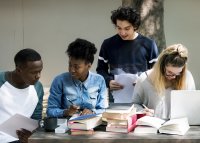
92,76,108,114
186,70,196,90
46,76,65,117
31,81,44,120
96,40,114,87
147,40,159,69
132,73,146,111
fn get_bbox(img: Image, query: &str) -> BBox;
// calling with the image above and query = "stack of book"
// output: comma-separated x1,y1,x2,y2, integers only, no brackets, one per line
68,114,102,135
102,103,142,133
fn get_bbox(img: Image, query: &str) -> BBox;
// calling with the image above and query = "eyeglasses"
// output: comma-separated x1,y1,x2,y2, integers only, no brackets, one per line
165,69,181,78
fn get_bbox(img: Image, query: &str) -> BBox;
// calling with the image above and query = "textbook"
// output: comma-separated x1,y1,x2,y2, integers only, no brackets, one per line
70,129,94,135
135,116,190,135
102,103,136,120
105,113,138,133
105,113,145,133
105,103,135,113
69,113,99,121
68,115,102,130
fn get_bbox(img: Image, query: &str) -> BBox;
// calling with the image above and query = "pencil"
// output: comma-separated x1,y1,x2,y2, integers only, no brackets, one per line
142,104,148,109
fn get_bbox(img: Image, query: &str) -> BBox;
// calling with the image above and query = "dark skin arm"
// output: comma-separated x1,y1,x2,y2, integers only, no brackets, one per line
63,105,80,117
80,108,93,115
63,105,94,117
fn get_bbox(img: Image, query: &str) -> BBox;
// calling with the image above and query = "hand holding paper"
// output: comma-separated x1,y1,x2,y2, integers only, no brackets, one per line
16,128,33,143
0,114,38,139
112,73,138,103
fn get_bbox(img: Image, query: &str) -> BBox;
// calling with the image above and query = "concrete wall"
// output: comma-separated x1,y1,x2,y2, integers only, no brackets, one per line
164,0,200,89
0,0,121,86
0,0,200,88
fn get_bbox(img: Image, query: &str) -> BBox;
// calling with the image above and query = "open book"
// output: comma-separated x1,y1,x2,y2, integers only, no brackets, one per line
134,116,190,135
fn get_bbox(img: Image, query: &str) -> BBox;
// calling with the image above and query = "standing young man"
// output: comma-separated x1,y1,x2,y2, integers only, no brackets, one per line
96,7,158,102
0,48,44,143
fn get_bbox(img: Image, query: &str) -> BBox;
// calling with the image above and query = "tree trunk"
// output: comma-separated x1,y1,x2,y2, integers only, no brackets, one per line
122,0,166,53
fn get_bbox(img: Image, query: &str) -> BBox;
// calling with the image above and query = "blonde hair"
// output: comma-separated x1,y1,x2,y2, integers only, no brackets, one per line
150,44,188,95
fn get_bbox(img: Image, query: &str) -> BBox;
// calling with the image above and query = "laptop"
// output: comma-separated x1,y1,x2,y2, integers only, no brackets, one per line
170,90,200,125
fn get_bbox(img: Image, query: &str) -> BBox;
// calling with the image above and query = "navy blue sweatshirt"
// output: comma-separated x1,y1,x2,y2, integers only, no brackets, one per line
96,34,158,87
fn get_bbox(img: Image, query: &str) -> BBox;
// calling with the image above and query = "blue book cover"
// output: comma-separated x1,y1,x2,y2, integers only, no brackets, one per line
69,114,99,121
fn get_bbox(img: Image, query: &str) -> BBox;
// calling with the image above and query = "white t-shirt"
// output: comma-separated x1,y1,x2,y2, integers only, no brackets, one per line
0,82,38,142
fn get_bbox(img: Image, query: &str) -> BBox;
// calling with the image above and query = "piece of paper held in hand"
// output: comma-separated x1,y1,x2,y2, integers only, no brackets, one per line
113,73,138,103
0,113,38,138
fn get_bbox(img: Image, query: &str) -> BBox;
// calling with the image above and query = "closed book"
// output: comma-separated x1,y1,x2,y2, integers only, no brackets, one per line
107,119,129,127
136,116,190,135
70,129,94,135
106,123,136,133
107,113,138,127
68,115,102,130
103,103,136,120
106,114,138,133
105,103,135,113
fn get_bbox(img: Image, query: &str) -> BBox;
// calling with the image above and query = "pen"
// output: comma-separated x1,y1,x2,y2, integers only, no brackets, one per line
66,97,81,112
142,104,148,109
142,104,154,116
66,97,74,105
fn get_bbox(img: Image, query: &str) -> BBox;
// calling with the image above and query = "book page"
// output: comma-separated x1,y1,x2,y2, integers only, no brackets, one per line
134,126,158,134
162,117,188,126
158,117,190,135
136,116,165,129
112,74,138,103
161,117,189,130
0,114,38,138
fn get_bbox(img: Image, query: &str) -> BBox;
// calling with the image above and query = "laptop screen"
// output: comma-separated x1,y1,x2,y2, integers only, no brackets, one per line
170,90,200,125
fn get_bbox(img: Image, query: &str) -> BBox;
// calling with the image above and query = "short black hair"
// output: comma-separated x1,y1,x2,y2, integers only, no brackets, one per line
111,6,141,30
66,38,97,64
14,48,41,67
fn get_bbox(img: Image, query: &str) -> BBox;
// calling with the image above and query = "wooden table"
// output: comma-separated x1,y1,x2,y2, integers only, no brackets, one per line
28,126,200,143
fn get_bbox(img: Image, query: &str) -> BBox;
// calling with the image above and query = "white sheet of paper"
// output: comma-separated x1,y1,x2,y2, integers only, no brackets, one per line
0,113,38,138
112,73,138,103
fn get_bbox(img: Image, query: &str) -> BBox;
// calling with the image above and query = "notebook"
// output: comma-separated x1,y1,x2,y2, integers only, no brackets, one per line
170,90,200,125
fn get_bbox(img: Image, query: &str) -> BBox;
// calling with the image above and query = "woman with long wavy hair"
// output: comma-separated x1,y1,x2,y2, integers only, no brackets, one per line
132,44,195,119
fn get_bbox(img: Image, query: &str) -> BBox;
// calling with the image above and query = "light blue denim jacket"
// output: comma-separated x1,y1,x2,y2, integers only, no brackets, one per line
47,71,108,117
